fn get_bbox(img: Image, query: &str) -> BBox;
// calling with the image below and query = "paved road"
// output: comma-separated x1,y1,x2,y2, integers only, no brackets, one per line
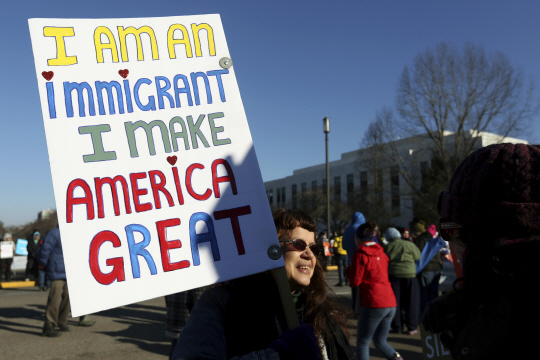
0,271,423,359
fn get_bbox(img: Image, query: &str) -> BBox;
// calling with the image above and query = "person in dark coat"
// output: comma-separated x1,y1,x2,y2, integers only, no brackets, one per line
423,143,540,359
414,224,443,316
172,209,354,360
38,227,70,337
26,230,41,280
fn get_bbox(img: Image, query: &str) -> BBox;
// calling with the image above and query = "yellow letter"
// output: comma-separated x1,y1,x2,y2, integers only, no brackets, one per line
191,23,216,57
94,26,119,63
43,27,78,66
167,24,193,59
117,26,159,62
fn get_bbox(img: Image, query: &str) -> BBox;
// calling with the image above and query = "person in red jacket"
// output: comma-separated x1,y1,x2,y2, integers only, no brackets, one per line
348,223,402,360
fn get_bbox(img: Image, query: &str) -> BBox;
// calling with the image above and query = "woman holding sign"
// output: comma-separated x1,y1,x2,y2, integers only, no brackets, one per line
173,209,354,360
423,143,540,359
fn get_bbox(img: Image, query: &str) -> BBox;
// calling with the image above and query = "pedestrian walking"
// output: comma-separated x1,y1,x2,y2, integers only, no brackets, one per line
342,212,365,307
165,288,205,359
333,231,348,286
348,225,403,360
172,209,354,360
423,143,540,358
384,227,421,335
38,227,70,337
26,230,41,281
0,233,15,282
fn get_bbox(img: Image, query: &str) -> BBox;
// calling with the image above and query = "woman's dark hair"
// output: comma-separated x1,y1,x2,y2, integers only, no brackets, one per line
273,208,351,338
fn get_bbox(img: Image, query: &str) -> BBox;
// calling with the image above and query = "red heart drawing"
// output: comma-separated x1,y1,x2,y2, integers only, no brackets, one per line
167,155,177,165
42,71,54,81
118,69,129,78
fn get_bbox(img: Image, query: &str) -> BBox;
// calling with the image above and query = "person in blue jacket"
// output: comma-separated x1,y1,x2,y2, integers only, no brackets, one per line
342,212,366,310
38,227,70,337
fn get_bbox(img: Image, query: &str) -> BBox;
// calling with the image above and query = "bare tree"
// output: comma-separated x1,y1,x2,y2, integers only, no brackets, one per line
366,42,537,220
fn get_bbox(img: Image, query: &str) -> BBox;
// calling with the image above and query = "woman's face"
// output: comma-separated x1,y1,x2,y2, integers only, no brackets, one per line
281,227,316,293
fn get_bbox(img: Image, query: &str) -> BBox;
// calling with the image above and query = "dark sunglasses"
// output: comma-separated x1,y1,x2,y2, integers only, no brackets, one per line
279,239,320,255
437,191,462,242
438,219,462,242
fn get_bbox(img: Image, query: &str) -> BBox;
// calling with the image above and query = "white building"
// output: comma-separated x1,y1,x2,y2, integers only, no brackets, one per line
264,130,528,227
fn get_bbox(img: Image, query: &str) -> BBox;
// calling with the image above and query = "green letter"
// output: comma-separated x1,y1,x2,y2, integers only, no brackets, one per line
79,125,117,162
208,112,231,146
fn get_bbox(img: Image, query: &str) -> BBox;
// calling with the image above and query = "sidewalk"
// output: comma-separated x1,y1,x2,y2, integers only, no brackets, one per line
0,271,423,359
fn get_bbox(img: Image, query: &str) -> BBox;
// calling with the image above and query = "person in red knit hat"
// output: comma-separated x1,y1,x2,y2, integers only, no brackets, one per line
423,143,540,359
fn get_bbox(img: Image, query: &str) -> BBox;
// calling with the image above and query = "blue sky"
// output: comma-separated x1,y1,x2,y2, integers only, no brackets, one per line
2,0,540,226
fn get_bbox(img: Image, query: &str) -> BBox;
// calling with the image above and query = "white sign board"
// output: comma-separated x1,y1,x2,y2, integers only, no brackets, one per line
29,15,282,316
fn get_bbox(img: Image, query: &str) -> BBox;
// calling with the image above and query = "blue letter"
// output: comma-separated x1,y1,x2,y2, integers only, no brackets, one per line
64,81,96,118
125,224,157,278
207,69,228,102
155,76,175,109
46,82,56,119
189,212,220,266
133,78,156,111
95,81,124,115
123,79,134,113
173,74,193,107
190,72,212,105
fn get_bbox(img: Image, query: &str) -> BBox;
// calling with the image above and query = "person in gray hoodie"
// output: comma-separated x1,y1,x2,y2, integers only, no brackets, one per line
384,227,421,335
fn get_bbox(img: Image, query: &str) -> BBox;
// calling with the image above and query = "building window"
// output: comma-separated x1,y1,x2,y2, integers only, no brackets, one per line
277,188,281,205
301,182,307,193
347,173,354,205
391,165,400,216
269,189,273,204
360,171,368,202
334,176,341,203
281,186,286,204
322,178,327,195
312,180,317,192
375,169,383,204
292,184,297,209
420,161,428,178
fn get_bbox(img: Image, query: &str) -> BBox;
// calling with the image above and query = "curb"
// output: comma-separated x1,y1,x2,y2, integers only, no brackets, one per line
0,281,36,289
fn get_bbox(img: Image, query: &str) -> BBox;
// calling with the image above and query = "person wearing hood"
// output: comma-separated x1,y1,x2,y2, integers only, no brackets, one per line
414,224,443,317
0,233,15,281
384,227,421,335
348,224,401,360
26,230,41,281
342,212,365,307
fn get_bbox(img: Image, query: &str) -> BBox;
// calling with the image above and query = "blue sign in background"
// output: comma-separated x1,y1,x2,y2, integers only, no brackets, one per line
15,239,28,256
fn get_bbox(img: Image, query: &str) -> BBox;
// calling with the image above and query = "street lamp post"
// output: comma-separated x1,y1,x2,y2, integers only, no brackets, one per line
323,117,330,236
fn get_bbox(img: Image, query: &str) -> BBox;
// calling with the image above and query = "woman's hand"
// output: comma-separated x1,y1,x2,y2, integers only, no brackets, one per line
268,323,319,360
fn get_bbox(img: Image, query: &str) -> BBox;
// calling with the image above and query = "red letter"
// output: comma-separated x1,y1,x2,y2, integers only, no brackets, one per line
213,205,252,255
211,159,237,198
130,172,152,212
156,218,190,272
185,163,211,200
66,178,95,223
172,167,185,205
149,170,174,209
89,230,125,285
94,176,132,218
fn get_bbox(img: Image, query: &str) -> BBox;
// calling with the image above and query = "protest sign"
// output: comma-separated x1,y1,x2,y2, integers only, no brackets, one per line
0,241,14,259
420,324,452,360
29,15,282,316
15,239,28,256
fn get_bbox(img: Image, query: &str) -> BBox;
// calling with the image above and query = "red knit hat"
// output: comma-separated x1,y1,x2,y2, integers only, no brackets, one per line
439,143,540,241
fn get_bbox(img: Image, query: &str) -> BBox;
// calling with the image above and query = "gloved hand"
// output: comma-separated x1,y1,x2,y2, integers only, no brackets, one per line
268,323,319,360
422,292,462,333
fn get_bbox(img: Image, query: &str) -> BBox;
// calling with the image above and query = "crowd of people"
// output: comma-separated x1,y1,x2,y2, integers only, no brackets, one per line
2,143,538,360
169,143,540,360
